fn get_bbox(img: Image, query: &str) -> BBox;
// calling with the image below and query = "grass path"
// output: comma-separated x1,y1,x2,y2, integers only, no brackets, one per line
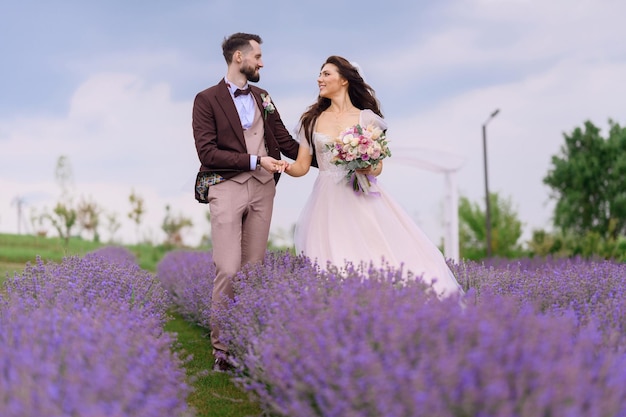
165,313,263,417
0,235,263,417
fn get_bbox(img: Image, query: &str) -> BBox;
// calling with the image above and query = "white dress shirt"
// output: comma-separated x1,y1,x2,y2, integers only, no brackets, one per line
225,76,258,170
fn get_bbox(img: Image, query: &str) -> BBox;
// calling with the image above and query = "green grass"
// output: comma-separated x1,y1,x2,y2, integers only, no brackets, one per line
0,233,102,264
0,233,179,272
0,232,262,417
165,314,263,417
0,261,25,282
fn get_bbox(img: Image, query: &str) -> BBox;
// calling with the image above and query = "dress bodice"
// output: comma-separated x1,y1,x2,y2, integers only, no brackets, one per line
312,133,347,182
298,109,388,183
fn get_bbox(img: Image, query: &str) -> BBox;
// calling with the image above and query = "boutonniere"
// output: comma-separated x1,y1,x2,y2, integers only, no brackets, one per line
260,93,275,119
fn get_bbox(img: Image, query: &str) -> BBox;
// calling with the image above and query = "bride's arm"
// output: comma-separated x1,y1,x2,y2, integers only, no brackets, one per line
284,145,313,177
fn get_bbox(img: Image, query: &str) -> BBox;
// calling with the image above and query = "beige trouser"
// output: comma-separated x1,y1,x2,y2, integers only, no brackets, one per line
207,177,275,353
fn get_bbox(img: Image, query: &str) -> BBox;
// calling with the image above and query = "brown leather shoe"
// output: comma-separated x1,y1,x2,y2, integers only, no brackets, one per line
213,357,234,372
212,350,235,372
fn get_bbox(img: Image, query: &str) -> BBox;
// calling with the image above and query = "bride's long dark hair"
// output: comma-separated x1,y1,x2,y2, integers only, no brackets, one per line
299,55,383,146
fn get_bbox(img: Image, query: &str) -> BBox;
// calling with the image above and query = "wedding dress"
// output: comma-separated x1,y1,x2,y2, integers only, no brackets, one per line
293,109,463,297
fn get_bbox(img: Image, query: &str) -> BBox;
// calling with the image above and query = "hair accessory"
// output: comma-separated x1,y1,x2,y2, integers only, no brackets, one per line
350,61,366,82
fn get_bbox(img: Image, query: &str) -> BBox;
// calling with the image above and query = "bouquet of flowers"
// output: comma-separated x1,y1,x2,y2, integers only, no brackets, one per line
326,123,391,194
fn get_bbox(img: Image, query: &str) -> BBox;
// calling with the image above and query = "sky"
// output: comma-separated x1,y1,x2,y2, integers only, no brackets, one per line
1,0,625,254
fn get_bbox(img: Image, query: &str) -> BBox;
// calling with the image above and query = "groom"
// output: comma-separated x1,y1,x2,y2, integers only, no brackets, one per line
192,32,299,372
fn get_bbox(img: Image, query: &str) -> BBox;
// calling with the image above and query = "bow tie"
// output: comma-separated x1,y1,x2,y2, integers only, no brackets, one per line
234,88,251,97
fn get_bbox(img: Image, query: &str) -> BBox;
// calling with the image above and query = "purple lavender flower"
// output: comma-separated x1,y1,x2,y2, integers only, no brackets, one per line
156,249,215,328
0,253,192,416
89,245,138,266
221,253,626,416
139,249,626,416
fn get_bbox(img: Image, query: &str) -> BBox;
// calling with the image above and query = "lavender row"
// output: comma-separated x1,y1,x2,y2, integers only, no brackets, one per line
157,250,626,416
156,249,215,328
0,247,193,417
451,256,626,345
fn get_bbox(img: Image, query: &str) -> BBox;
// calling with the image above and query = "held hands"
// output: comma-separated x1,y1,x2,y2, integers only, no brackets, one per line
281,146,313,178
284,162,304,176
260,156,289,174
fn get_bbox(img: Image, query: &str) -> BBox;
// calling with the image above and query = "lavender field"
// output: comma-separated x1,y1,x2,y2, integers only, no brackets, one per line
158,251,626,417
3,246,626,417
0,246,193,417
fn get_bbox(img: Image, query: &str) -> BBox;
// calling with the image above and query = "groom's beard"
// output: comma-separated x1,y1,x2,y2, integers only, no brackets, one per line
241,64,260,83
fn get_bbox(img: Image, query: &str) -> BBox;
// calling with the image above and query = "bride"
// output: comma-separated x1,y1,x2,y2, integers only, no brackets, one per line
283,55,463,298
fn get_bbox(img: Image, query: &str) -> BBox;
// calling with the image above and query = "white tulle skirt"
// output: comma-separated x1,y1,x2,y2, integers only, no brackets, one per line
294,172,464,298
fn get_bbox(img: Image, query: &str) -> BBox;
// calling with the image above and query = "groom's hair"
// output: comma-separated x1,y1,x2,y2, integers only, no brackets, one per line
222,33,262,64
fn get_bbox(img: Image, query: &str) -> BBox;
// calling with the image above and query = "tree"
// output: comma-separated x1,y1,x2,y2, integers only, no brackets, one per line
128,189,146,243
76,196,101,242
543,119,626,239
161,204,193,246
45,155,77,245
45,202,77,246
458,192,524,260
527,219,626,261
104,212,122,243
29,207,48,237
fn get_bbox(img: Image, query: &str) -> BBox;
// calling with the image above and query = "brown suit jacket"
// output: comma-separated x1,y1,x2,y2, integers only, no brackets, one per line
192,79,300,184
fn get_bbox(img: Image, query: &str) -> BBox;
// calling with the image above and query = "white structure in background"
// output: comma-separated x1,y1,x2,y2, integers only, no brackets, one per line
11,195,29,235
389,147,465,262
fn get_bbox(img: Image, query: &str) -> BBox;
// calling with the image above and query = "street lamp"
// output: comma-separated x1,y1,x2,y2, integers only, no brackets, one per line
482,108,500,257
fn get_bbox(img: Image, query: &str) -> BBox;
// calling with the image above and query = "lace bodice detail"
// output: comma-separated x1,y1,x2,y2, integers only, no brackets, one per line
312,133,348,181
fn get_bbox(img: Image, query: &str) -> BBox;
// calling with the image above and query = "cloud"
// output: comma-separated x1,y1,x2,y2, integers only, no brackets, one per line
371,0,626,97
0,72,203,244
382,56,626,244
